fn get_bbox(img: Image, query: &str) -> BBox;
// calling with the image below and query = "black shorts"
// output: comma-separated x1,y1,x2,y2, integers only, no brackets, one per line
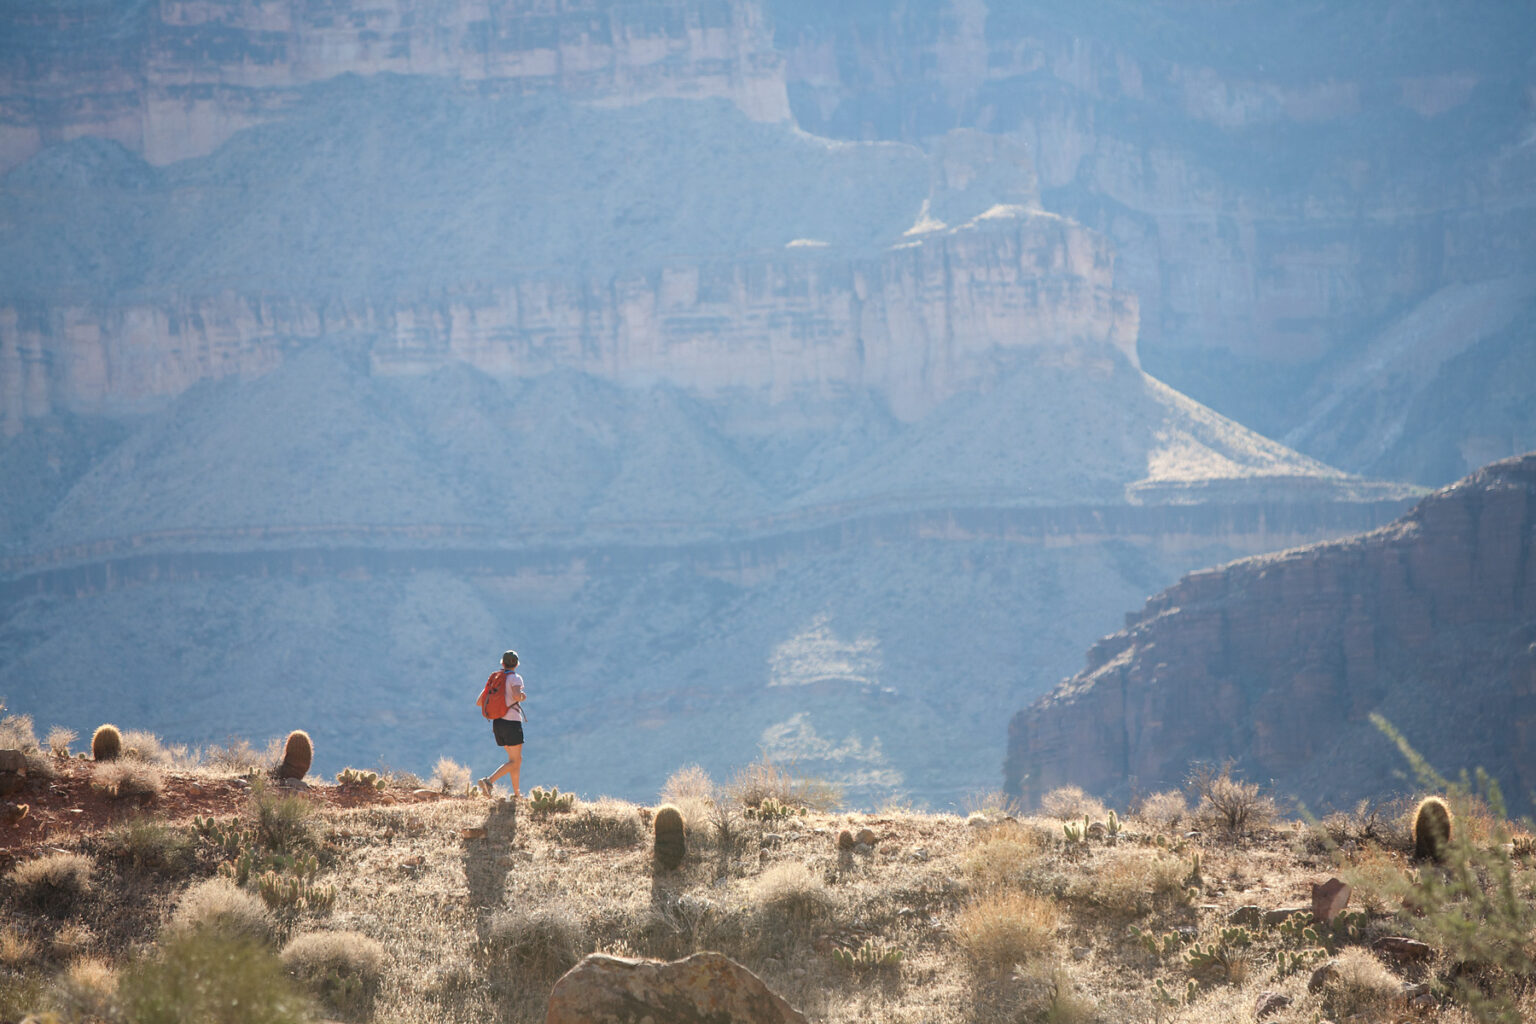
492,718,524,747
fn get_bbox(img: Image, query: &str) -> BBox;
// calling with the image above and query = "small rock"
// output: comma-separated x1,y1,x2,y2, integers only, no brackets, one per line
1263,906,1309,927
0,750,26,774
278,777,310,791
906,847,930,862
412,788,440,798
836,829,855,850
1087,821,1108,840
460,827,487,840
761,833,784,848
1071,946,1090,961
1373,936,1432,962
853,842,873,855
1254,991,1292,1019
1312,877,1351,924
401,855,424,867
1228,905,1264,927
855,828,876,846
1308,959,1340,994
1,802,27,825
553,848,569,862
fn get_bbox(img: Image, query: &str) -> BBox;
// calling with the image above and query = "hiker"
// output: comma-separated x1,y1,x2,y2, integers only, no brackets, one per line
477,650,526,799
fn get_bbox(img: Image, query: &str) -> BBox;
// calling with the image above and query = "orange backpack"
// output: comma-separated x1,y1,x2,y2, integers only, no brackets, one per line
477,670,510,720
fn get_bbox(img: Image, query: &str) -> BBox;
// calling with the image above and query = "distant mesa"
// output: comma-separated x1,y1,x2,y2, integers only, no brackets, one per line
1006,451,1536,815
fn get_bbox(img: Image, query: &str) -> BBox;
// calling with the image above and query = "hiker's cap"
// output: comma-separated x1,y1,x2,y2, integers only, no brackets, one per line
502,650,519,669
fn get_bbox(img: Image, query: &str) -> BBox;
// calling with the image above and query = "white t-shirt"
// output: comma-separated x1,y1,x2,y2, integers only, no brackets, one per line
500,672,525,722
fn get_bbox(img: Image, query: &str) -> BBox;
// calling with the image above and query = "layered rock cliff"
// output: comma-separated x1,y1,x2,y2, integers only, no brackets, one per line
1006,452,1536,814
0,0,790,172
768,1,1536,482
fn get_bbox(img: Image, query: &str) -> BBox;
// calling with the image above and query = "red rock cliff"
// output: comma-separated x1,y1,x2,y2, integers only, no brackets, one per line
1005,452,1536,813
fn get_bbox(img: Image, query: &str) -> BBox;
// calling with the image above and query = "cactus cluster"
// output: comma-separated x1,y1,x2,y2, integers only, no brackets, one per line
527,785,575,814
652,803,686,871
1412,796,1453,863
337,767,385,790
91,724,122,762
746,796,802,823
277,730,313,780
830,939,903,973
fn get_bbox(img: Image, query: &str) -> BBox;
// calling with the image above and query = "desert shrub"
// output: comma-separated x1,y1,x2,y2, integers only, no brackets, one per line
1320,947,1403,1019
252,779,315,852
100,817,194,874
669,794,715,836
51,956,120,1022
485,906,588,982
0,703,39,751
92,760,165,801
964,823,1043,891
166,878,276,946
1013,961,1097,1024
45,726,77,758
50,923,94,961
1135,789,1188,830
1339,846,1416,915
120,931,311,1024
1187,763,1275,832
121,729,173,763
661,763,716,805
280,930,386,1020
7,851,93,915
429,756,471,795
550,797,644,850
750,861,833,926
954,891,1059,971
206,738,277,774
1066,847,1188,917
1039,786,1108,821
728,755,840,812
964,790,1023,819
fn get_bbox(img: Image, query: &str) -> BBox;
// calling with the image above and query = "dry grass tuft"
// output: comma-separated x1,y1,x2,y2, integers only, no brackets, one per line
52,956,119,1022
954,891,1059,971
1039,786,1108,821
99,816,194,875
281,929,387,1020
750,861,833,923
7,852,93,915
0,926,37,968
120,729,174,763
549,797,644,850
1188,763,1275,832
964,823,1043,892
485,906,589,983
166,877,277,946
1321,947,1403,1019
91,760,165,801
1067,847,1189,917
430,756,472,795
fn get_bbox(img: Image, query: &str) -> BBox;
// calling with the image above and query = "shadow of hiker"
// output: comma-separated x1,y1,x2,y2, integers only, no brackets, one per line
461,798,519,933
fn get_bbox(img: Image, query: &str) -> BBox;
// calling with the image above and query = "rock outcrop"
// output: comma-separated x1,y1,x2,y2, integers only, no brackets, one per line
1006,452,1536,814
544,952,806,1024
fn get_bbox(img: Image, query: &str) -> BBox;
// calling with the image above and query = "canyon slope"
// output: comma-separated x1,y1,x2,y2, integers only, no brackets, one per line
1006,452,1536,816
0,0,1427,805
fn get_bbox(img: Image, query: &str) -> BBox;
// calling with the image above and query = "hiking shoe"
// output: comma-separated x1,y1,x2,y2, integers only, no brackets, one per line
478,777,493,798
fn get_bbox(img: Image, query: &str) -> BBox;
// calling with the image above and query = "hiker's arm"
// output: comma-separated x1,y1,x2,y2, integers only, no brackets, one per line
508,683,526,704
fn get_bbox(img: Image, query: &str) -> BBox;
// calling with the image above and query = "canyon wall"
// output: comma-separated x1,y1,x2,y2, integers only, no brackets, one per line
1,208,1135,432
1005,452,1536,813
0,0,789,172
769,2,1536,478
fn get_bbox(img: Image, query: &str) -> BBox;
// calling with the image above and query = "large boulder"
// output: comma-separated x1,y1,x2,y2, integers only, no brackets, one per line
545,952,807,1024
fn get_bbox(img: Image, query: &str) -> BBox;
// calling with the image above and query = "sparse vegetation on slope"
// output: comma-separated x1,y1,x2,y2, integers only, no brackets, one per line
2,717,1535,1023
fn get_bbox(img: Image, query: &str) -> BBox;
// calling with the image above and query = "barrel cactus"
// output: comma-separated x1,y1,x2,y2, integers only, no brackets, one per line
91,724,122,762
653,804,686,871
278,730,313,780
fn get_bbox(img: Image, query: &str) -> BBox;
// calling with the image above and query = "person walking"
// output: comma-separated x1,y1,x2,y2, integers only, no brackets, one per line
477,650,526,799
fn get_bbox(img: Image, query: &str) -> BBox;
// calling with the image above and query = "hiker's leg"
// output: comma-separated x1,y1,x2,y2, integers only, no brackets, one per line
504,744,522,796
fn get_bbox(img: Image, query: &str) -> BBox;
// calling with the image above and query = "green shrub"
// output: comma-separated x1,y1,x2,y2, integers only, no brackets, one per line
100,817,194,875
120,932,312,1024
7,851,93,915
280,930,385,1020
252,779,316,853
